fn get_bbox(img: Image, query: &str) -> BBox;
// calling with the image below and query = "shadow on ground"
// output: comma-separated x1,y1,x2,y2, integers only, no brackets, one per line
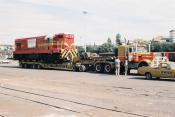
130,76,175,82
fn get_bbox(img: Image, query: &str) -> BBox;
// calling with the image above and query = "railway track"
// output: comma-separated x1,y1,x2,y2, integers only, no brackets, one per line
0,85,149,117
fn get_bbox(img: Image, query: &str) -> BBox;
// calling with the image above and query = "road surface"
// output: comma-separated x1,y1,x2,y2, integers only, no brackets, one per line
0,63,175,117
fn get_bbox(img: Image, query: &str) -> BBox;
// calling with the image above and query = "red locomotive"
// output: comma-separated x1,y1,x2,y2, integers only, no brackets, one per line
14,33,78,69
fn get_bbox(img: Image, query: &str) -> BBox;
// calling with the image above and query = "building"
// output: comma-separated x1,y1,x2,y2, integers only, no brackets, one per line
170,30,175,42
0,45,13,51
152,30,175,43
0,45,14,59
152,36,168,43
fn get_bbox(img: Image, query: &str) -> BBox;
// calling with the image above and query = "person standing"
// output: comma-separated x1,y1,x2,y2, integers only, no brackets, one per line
115,57,120,76
125,60,128,76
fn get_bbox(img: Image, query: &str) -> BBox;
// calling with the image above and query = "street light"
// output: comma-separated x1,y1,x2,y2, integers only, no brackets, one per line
83,11,88,52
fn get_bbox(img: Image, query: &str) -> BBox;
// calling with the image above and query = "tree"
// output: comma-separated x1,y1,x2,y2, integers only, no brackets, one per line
116,33,121,46
107,37,112,44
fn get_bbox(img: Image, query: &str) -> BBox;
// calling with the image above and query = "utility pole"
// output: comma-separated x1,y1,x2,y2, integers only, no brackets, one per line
124,37,128,76
83,11,87,52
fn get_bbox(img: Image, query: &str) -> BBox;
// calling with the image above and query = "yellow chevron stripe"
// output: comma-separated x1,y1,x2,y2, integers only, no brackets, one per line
64,50,70,58
61,49,68,58
70,50,76,58
71,49,77,57
61,49,66,57
69,50,75,59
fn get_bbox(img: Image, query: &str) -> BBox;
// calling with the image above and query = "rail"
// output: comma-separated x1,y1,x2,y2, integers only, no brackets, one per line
0,85,149,117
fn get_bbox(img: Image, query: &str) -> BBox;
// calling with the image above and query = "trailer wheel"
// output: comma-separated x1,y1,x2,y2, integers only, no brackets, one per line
36,64,40,69
24,64,27,68
32,64,36,69
73,65,79,72
104,64,112,73
95,64,103,73
21,63,24,68
19,63,23,68
79,65,86,72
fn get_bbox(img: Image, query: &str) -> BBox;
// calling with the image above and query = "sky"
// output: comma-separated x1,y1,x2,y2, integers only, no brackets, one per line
0,0,175,45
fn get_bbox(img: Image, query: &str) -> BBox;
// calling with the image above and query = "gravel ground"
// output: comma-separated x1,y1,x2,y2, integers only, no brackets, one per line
0,62,175,117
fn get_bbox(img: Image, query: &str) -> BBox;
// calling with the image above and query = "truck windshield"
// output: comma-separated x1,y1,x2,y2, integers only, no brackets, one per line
132,46,147,53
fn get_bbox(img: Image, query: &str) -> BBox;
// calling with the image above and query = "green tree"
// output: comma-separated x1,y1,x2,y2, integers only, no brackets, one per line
116,33,121,46
107,37,112,44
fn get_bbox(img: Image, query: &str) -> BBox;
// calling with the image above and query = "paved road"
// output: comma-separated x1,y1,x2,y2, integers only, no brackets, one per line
0,63,175,117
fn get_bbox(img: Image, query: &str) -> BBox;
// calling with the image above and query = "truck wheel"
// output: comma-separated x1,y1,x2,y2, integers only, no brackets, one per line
104,64,112,73
95,64,103,73
79,65,86,72
73,65,78,72
145,73,152,80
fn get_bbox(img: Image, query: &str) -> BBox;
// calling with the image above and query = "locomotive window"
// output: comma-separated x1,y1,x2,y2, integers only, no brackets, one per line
16,43,21,49
57,35,64,38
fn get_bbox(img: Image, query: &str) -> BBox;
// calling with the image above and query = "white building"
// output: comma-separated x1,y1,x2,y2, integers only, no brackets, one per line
152,30,175,43
169,30,175,42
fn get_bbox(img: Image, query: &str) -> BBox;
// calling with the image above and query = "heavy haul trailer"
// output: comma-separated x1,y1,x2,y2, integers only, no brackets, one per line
74,53,116,73
74,43,154,74
13,33,79,70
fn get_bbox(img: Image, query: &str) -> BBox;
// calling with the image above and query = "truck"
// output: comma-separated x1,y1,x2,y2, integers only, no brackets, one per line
14,33,155,74
74,42,154,74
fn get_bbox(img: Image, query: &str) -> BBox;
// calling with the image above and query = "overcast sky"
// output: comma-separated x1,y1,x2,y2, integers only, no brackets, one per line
0,0,174,45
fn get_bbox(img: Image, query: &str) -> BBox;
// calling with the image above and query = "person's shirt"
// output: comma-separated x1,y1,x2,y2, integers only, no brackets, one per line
115,59,120,67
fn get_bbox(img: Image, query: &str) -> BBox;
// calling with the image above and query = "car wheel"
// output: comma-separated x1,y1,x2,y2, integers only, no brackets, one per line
145,73,152,80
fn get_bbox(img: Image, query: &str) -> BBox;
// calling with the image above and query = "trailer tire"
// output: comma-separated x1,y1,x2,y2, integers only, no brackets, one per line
24,64,27,69
73,65,79,72
95,64,103,73
36,64,40,69
32,64,36,69
79,65,86,72
19,63,23,68
104,64,112,73
21,63,24,68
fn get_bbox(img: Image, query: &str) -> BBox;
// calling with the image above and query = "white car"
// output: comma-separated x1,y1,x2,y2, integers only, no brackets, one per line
0,59,11,64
